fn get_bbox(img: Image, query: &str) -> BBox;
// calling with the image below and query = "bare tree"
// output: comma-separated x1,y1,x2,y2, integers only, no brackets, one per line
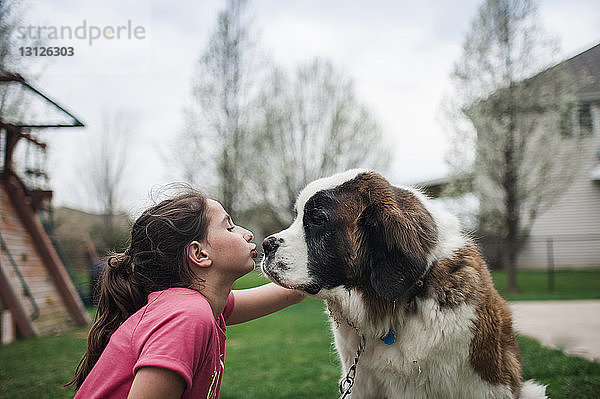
246,59,390,231
175,0,259,218
1,0,28,71
174,1,387,236
446,0,582,291
0,0,43,122
82,110,133,251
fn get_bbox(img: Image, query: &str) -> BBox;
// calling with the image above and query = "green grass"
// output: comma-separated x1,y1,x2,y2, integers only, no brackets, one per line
519,335,600,399
232,269,271,289
221,297,340,398
0,325,89,398
491,268,600,301
1,270,599,398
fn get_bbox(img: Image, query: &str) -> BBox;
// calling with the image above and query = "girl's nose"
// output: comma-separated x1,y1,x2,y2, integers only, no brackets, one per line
244,229,254,242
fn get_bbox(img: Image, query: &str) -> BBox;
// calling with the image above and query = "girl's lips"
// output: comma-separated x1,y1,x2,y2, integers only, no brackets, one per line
251,250,258,259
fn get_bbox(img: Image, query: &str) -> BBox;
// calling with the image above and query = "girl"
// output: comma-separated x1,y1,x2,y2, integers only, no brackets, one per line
67,189,305,398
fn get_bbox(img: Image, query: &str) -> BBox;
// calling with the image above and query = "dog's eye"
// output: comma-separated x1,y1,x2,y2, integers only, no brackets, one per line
309,209,329,225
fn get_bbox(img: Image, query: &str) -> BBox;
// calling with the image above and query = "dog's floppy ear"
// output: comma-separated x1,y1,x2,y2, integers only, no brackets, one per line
357,178,437,301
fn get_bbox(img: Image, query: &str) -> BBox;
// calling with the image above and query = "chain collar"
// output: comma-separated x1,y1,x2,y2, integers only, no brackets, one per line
339,335,366,399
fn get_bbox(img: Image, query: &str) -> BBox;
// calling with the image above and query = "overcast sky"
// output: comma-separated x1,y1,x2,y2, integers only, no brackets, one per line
12,0,600,213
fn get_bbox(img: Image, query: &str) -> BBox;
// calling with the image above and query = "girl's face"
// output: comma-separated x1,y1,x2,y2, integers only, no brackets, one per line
203,199,257,277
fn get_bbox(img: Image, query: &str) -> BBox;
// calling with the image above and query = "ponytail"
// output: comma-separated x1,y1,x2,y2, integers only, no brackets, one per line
67,251,146,388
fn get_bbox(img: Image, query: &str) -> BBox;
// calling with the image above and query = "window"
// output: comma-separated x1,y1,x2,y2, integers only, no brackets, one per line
559,106,573,137
578,104,594,136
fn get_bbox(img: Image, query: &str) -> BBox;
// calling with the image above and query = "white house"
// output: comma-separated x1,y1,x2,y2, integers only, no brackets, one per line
417,43,600,270
516,44,600,269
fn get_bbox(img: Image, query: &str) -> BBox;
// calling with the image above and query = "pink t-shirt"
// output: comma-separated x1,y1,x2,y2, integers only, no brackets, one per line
75,287,234,399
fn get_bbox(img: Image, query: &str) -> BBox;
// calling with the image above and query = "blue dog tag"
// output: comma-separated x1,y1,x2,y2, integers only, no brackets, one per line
381,330,395,345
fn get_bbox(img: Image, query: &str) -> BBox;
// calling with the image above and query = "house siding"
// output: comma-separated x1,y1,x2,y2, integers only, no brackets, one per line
517,103,600,269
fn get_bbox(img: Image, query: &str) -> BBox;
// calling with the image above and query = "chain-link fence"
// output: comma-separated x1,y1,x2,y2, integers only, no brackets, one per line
478,234,600,290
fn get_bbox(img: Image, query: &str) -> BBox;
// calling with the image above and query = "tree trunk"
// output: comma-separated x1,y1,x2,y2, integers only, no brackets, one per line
102,212,113,253
504,82,520,293
505,221,519,292
504,170,520,292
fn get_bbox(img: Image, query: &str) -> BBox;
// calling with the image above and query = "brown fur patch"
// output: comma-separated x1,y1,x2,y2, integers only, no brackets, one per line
344,172,439,321
354,173,438,261
422,243,522,396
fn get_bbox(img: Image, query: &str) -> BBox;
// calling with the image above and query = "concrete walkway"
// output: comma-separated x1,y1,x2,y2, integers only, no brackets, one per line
509,300,600,362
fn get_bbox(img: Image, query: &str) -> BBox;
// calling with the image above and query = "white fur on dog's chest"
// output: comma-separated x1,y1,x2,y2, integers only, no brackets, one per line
331,298,514,399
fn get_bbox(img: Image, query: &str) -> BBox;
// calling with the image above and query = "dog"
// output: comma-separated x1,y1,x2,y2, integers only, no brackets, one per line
261,170,547,399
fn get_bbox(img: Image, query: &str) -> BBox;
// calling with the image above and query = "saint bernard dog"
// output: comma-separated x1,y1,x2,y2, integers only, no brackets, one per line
261,170,547,399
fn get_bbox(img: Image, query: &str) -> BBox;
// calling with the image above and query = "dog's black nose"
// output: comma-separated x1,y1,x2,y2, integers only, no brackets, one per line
262,236,281,255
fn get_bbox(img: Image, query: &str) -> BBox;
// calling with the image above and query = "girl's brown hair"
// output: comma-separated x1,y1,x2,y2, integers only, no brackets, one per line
67,189,210,389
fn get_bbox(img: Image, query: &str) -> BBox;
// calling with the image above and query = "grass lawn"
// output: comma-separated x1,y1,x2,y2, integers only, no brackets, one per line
491,268,600,301
1,270,599,398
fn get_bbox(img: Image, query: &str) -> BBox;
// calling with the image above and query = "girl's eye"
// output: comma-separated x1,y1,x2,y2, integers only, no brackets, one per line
227,226,235,232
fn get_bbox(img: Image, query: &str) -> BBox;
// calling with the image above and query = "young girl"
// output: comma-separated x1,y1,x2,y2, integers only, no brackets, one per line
67,189,305,398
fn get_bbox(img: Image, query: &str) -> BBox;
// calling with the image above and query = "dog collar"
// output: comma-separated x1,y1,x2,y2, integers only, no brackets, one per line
379,278,425,345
